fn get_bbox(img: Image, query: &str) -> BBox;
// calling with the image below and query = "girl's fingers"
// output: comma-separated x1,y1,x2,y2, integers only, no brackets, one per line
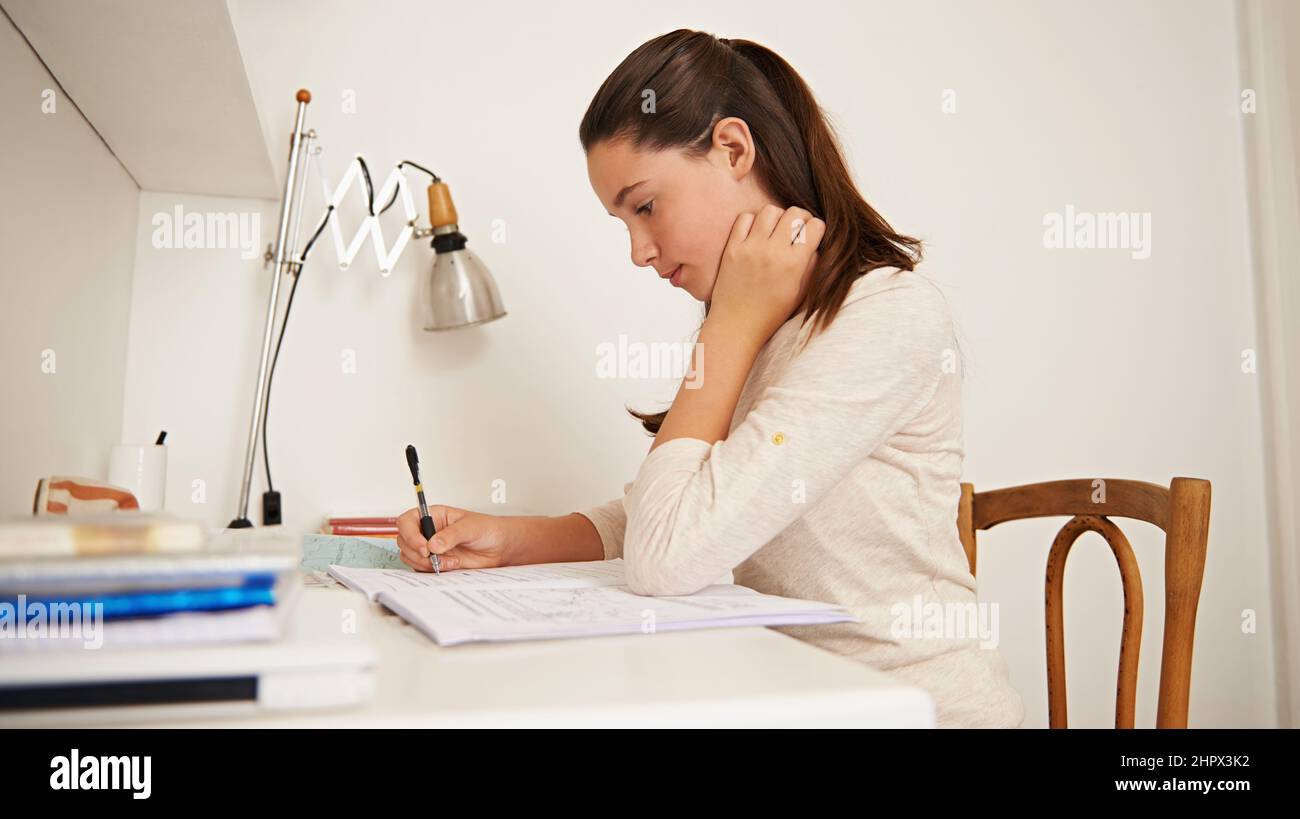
428,504,458,531
436,548,462,571
396,507,428,554
778,207,815,246
801,216,826,249
727,211,756,249
440,546,504,571
398,539,462,571
398,544,434,572
398,504,467,556
428,517,477,556
397,537,421,562
753,205,786,240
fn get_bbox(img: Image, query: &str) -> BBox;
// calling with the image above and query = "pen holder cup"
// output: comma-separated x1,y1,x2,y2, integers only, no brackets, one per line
108,444,167,512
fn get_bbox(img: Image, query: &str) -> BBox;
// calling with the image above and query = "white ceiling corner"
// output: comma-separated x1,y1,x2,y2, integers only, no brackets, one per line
4,0,279,199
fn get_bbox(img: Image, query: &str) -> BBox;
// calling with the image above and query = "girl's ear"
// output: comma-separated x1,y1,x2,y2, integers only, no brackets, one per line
710,116,757,179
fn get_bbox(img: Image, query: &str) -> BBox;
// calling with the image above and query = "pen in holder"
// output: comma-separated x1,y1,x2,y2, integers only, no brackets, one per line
108,433,168,512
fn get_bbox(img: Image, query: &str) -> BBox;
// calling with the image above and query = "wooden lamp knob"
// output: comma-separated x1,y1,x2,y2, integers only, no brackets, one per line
427,182,459,229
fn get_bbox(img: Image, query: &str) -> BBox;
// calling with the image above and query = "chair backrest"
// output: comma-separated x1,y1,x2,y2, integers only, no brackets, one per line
957,477,1211,728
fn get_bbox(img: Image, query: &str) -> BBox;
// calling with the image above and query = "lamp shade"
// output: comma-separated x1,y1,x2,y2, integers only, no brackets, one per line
420,181,506,331
421,244,507,331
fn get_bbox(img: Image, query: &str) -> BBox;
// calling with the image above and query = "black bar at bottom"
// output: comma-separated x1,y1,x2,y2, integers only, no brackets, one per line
0,676,258,711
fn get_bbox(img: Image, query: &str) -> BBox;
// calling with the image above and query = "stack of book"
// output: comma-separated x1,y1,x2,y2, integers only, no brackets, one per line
319,515,399,538
0,513,299,654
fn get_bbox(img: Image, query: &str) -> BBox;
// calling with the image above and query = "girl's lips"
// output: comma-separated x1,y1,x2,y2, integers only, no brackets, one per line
669,264,683,286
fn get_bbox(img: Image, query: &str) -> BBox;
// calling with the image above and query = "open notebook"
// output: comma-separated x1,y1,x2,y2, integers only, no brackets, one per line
327,559,856,646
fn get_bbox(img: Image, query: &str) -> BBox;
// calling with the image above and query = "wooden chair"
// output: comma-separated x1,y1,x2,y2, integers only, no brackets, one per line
957,477,1211,728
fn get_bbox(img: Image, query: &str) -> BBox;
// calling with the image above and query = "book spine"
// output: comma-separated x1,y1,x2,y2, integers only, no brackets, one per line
0,531,202,558
324,526,399,537
2,577,280,621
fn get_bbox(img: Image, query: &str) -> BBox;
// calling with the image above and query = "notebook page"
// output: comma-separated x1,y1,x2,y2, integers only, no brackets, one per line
375,583,855,646
327,559,627,601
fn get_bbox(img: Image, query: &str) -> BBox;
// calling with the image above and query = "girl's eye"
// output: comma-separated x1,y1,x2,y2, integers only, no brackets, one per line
636,200,654,216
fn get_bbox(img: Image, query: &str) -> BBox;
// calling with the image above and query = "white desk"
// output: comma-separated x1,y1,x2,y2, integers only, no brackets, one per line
5,584,936,728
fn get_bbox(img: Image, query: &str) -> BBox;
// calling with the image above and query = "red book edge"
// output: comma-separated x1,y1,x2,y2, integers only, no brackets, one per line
321,526,399,538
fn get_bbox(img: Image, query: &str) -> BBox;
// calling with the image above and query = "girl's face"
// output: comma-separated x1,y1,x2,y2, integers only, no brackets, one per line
587,120,775,302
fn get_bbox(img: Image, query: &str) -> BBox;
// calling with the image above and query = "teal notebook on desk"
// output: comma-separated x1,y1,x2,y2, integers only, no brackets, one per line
300,534,407,572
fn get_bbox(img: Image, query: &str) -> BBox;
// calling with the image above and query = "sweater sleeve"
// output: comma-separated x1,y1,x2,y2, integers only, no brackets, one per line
621,279,954,596
576,482,633,560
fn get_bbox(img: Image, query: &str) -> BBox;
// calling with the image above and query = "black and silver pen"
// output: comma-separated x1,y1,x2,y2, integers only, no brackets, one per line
405,444,440,573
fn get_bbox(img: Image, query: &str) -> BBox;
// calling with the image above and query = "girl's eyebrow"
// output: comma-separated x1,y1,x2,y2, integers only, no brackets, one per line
606,179,649,216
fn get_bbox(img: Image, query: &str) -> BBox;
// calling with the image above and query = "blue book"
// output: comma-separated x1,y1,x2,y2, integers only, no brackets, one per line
1,574,280,620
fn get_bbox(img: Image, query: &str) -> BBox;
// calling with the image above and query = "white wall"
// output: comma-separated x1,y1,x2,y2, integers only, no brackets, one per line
1237,0,1300,727
113,0,1278,727
0,10,139,516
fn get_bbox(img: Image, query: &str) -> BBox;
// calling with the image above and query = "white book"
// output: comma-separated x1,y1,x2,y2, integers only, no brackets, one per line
0,513,205,558
0,526,299,595
327,560,856,646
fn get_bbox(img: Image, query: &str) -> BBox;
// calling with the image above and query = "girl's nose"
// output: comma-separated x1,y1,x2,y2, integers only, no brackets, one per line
630,233,657,269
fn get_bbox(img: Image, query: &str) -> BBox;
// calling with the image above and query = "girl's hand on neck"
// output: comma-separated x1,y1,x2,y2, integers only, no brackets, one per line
705,204,824,345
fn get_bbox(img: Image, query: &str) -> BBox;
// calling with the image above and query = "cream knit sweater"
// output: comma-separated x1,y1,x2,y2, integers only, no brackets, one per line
578,268,1024,728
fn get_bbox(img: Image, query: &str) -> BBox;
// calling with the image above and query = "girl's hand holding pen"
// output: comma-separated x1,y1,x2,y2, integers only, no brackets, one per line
707,204,825,345
396,505,515,572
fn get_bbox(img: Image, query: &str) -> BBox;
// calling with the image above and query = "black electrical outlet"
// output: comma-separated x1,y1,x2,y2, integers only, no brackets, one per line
262,491,282,526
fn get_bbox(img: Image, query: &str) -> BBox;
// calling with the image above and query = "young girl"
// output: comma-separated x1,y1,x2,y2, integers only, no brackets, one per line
396,29,1024,729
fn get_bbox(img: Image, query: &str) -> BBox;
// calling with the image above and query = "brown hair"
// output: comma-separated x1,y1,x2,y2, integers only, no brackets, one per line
579,29,923,435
